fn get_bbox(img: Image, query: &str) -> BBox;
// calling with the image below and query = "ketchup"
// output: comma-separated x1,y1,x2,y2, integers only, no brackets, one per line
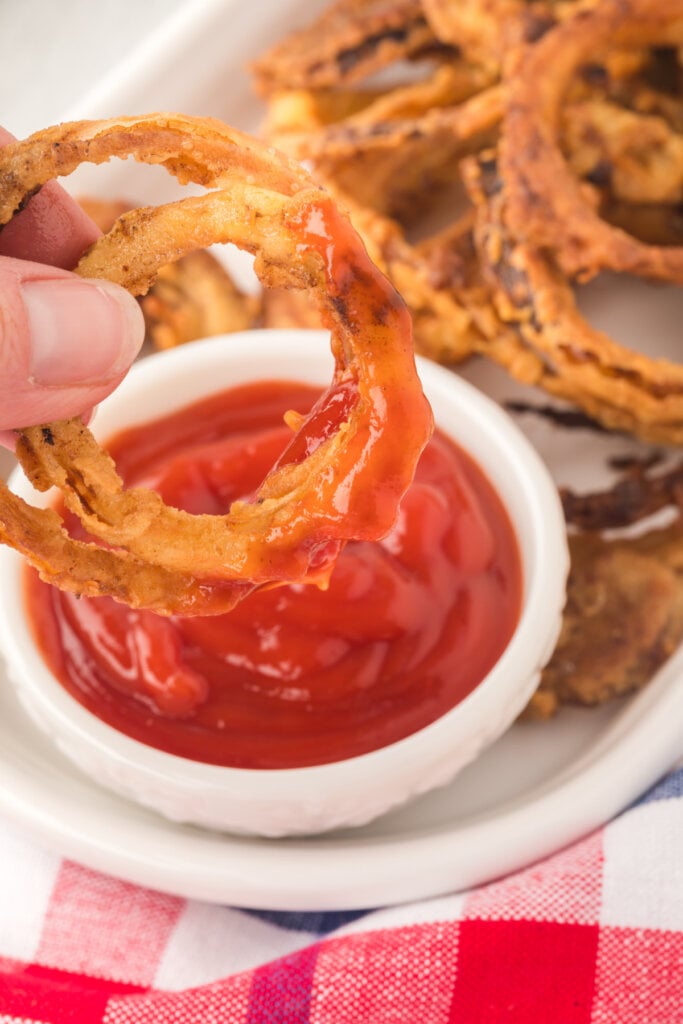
24,380,522,769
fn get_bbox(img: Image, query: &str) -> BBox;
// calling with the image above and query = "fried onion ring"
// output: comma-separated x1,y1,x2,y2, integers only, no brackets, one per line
421,0,600,72
0,114,432,615
274,84,502,221
562,99,683,206
466,151,683,444
261,177,486,364
252,0,439,96
77,195,261,348
500,0,683,284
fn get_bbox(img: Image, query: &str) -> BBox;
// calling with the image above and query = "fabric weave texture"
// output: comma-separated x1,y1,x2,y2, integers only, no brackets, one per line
0,765,682,1023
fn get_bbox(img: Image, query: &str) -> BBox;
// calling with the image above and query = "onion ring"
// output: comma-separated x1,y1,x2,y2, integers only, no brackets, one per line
76,197,261,348
562,99,683,207
466,151,683,444
252,0,438,96
0,114,432,614
421,0,600,72
264,63,501,222
499,0,683,284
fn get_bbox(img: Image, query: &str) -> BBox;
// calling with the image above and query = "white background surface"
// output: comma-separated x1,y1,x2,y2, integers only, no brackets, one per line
0,0,185,481
0,0,186,137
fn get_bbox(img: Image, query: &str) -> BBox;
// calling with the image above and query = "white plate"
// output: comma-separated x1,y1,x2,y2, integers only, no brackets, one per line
1,622,682,910
2,0,683,910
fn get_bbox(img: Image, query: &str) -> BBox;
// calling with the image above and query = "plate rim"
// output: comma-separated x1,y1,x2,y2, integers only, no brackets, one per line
0,645,681,911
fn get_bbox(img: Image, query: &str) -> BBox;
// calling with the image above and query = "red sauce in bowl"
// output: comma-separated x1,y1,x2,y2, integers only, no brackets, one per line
24,380,522,769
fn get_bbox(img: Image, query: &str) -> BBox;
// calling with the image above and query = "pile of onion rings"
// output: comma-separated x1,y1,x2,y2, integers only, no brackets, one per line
498,0,683,284
253,0,683,444
251,0,442,96
248,0,683,720
0,114,432,615
469,0,683,443
76,197,261,350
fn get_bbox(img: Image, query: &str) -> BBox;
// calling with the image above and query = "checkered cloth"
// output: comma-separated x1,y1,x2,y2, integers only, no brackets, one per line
0,766,682,1023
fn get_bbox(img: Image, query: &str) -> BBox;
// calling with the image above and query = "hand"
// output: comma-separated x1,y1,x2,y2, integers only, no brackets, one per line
0,128,144,448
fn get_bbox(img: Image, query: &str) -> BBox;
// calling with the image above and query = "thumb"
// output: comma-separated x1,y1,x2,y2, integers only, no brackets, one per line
0,257,144,432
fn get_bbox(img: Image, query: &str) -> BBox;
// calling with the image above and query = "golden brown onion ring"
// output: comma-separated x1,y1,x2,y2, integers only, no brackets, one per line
264,177,486,364
263,57,500,222
421,0,599,73
562,99,683,206
0,114,432,614
77,196,261,348
141,251,261,350
500,0,683,284
466,152,683,445
252,0,438,96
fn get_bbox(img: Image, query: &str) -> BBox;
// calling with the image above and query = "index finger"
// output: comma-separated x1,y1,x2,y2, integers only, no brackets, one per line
0,126,100,270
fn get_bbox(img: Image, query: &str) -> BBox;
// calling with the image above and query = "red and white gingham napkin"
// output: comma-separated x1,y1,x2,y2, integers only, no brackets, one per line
0,766,681,1022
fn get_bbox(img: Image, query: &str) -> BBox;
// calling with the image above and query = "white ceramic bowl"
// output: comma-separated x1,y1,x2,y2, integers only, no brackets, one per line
0,330,568,837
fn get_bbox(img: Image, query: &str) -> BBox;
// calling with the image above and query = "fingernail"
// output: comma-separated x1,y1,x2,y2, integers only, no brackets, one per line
23,277,144,386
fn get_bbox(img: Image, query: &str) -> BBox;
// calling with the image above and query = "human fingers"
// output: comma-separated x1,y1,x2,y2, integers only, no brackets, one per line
0,256,144,444
0,126,100,269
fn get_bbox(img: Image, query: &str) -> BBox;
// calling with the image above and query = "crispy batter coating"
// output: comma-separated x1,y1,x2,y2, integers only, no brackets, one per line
526,522,683,718
258,0,683,412
466,149,683,445
499,0,683,284
562,99,683,206
0,114,432,615
78,195,261,348
560,456,683,530
466,158,683,441
266,64,500,219
140,252,261,350
77,195,262,348
252,0,439,95
265,61,495,143
525,453,683,718
279,84,502,221
421,0,601,71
